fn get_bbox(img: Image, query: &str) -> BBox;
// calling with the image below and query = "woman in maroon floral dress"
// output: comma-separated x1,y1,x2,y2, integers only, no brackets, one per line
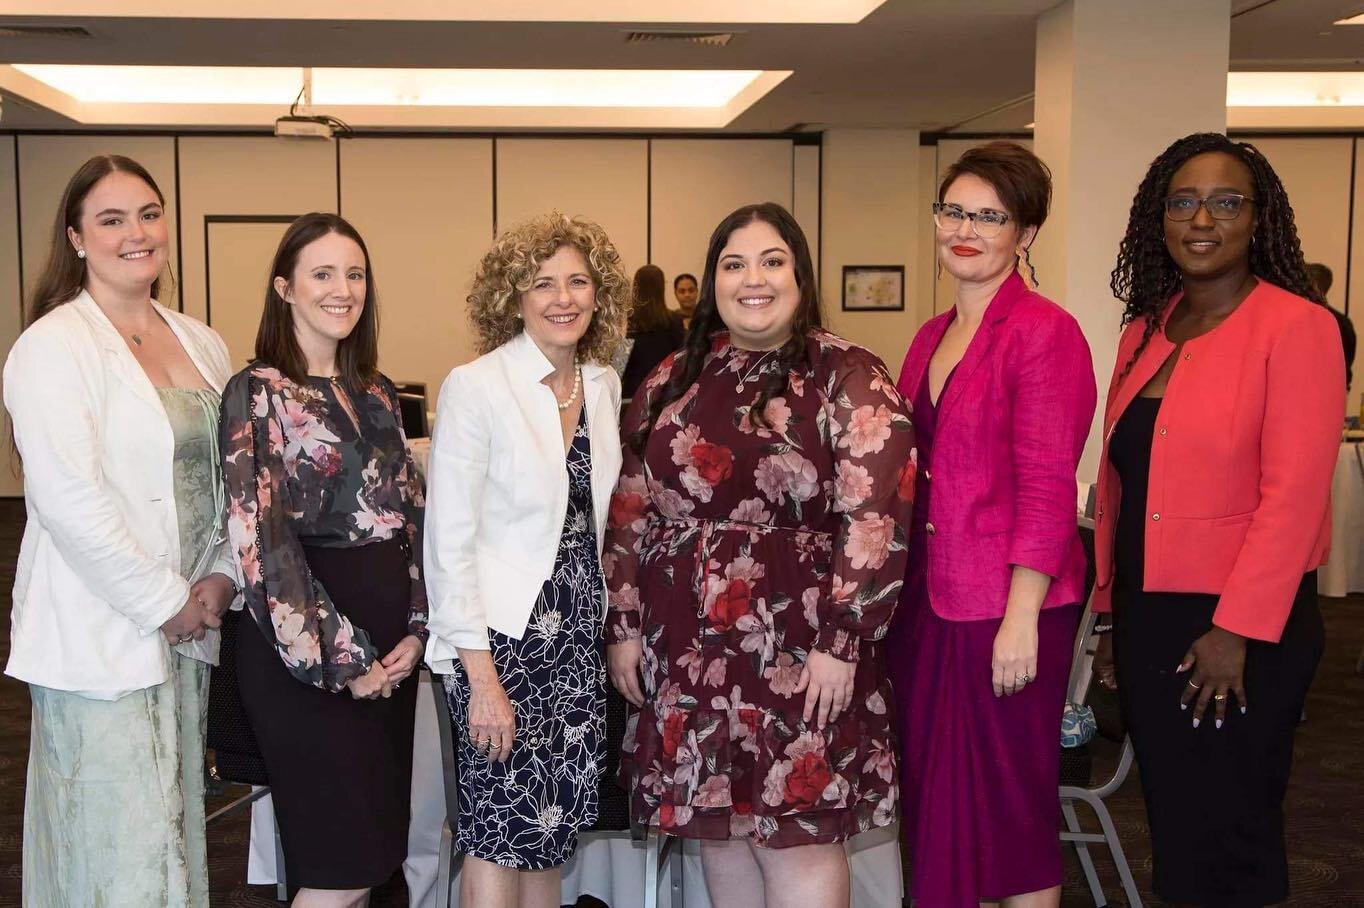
604,203,915,906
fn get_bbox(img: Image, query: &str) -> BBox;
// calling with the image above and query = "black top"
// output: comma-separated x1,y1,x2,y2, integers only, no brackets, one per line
1327,305,1356,390
622,318,686,398
1108,395,1161,592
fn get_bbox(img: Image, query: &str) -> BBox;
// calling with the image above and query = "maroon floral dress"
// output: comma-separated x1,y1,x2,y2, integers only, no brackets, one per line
605,329,916,848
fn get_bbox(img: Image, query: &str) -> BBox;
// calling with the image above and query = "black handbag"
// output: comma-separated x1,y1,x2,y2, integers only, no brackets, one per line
206,608,269,786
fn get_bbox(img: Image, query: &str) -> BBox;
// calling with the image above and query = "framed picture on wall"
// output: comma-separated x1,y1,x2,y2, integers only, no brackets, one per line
842,265,905,312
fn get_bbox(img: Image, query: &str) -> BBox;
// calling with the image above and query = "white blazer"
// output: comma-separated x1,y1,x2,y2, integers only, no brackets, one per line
3,290,236,698
424,331,623,672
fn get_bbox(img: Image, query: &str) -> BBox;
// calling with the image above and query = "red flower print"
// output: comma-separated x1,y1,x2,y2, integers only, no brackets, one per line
784,751,833,808
708,578,753,628
897,456,917,502
662,711,688,759
609,474,650,531
690,442,734,486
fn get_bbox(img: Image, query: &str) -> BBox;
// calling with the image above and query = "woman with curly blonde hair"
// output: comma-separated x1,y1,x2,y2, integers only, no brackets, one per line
423,212,629,905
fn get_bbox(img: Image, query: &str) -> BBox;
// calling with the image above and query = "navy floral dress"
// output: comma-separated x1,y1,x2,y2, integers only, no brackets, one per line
443,408,607,869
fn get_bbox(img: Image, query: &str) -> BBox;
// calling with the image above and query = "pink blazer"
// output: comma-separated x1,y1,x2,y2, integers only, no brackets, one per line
1092,280,1342,642
897,271,1097,621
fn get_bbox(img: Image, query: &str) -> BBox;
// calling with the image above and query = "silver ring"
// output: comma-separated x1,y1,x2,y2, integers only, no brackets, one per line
1019,674,1030,684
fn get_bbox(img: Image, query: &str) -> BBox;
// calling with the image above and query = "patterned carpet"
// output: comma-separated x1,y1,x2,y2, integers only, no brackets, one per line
0,494,1360,906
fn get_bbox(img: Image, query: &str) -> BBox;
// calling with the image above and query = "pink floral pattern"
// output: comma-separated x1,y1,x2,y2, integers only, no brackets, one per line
221,366,427,692
605,330,915,847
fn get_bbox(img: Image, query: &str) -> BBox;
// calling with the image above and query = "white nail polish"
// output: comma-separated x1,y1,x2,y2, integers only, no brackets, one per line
1192,717,1200,728
1180,703,1187,711
1215,719,1223,729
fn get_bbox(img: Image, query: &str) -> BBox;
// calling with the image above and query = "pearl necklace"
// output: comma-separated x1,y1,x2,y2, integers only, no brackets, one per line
555,365,582,411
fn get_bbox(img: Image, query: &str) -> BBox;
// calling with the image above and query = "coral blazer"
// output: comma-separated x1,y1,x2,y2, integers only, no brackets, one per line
898,271,1097,621
1092,280,1344,642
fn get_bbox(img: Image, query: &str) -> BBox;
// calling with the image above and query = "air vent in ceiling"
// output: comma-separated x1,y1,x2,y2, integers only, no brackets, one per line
623,30,736,47
0,25,93,39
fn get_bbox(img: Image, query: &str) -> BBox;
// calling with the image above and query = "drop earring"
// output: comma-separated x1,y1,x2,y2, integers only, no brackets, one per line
1018,247,1039,290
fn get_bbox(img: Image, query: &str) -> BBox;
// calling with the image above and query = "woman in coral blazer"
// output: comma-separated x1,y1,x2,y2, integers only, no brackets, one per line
1093,133,1342,907
889,142,1096,908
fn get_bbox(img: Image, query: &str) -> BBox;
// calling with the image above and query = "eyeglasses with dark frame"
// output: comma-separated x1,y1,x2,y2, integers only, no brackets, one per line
931,202,1012,239
1162,193,1256,222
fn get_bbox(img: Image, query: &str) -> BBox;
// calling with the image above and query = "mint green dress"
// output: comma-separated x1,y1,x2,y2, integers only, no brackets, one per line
24,388,224,908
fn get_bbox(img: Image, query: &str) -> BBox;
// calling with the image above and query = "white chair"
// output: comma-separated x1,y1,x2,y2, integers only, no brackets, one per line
1059,514,1142,907
430,671,464,908
642,826,685,908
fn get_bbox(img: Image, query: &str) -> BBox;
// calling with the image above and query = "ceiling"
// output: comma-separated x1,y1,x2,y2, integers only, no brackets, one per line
0,0,1360,134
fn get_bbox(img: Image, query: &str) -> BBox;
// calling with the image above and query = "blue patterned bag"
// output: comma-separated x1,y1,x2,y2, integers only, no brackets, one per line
1060,700,1097,748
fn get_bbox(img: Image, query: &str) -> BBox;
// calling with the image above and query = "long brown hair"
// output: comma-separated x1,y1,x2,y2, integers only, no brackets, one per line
628,264,674,334
254,213,380,390
632,202,822,453
28,155,171,326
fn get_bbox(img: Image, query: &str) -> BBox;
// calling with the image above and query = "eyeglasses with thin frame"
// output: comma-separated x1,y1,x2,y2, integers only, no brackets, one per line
1163,193,1256,222
932,202,1012,239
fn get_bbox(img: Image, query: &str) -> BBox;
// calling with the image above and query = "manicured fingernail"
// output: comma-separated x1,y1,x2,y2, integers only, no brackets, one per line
1192,717,1200,728
1175,663,1186,673
1215,719,1223,729
1241,706,1248,715
1180,702,1187,711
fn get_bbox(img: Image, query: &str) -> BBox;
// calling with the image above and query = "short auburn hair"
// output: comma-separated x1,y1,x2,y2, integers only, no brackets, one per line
938,140,1052,233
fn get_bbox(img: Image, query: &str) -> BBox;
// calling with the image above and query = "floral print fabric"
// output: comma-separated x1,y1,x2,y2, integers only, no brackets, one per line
604,330,916,847
443,409,606,869
221,366,428,692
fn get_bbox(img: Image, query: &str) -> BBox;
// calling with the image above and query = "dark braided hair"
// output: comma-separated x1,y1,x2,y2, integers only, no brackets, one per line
630,202,822,454
1110,132,1322,378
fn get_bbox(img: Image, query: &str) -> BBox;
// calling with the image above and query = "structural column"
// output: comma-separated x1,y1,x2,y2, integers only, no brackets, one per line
1031,0,1229,479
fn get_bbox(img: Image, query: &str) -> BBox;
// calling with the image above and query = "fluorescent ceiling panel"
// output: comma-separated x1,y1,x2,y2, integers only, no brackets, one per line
1227,72,1364,107
0,0,885,23
13,65,767,109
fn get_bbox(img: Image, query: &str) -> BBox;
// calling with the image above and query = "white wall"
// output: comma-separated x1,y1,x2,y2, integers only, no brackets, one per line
819,129,921,376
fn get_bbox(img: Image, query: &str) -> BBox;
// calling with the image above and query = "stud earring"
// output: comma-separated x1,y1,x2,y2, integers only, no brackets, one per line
76,249,86,259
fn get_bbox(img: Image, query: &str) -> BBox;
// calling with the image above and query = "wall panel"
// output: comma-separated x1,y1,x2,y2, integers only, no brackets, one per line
178,137,336,327
494,138,647,281
0,137,22,496
340,137,493,398
650,139,793,297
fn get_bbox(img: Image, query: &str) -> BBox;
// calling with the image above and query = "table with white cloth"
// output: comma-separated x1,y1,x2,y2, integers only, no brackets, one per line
1320,440,1364,597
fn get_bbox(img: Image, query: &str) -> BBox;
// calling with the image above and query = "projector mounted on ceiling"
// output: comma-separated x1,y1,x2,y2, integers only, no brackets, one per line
275,69,351,139
274,116,334,139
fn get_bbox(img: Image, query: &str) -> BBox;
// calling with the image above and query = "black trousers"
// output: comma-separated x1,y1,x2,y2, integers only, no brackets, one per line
1112,572,1323,907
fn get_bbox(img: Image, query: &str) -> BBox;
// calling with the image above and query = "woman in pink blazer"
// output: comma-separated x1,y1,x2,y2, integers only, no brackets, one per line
888,141,1096,908
1092,133,1341,907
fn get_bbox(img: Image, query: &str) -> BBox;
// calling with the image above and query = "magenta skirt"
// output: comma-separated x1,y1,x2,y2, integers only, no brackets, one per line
887,596,1079,906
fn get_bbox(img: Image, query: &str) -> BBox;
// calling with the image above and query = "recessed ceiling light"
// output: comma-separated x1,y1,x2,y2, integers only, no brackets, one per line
13,65,769,109
1227,71,1364,106
0,0,886,24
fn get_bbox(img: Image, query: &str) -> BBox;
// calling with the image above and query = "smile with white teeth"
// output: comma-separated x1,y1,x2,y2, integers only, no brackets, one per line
546,313,579,325
320,303,352,316
119,250,152,260
739,296,774,307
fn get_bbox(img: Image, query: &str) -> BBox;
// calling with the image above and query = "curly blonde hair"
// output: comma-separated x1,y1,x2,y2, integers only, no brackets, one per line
467,212,630,363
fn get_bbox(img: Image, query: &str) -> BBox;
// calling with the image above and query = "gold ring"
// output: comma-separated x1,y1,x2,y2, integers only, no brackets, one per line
1186,679,1202,689
1214,694,1227,701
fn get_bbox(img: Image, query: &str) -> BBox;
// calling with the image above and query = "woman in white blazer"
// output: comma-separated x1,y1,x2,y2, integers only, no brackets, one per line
4,156,237,908
424,213,629,905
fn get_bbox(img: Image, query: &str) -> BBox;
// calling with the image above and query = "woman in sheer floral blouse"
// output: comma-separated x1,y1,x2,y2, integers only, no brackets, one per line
220,213,427,904
604,202,916,907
